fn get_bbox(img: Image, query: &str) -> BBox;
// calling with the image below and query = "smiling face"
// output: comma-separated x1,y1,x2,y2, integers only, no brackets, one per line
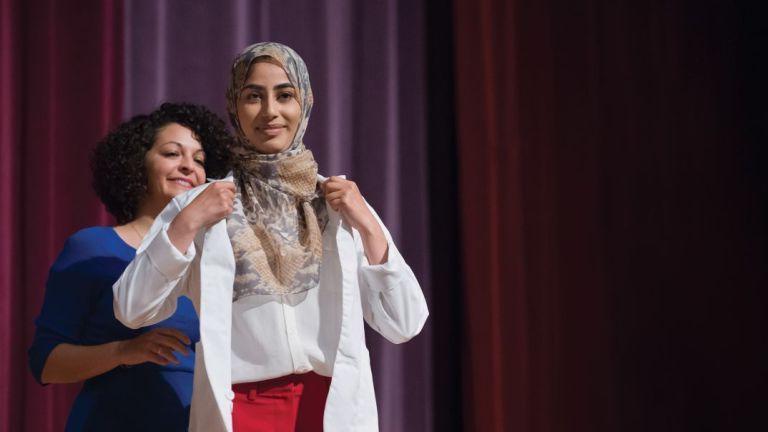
143,123,206,208
236,60,302,154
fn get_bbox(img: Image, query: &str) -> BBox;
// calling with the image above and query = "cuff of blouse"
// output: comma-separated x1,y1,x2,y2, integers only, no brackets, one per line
358,239,407,293
146,224,197,282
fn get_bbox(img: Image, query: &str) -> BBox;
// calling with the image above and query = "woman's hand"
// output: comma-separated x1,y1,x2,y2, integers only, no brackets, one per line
168,181,236,253
177,181,236,230
322,176,389,264
116,327,192,366
322,177,377,232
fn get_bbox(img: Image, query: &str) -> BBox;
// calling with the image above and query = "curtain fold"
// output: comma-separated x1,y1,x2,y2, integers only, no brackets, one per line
454,0,767,431
0,1,123,430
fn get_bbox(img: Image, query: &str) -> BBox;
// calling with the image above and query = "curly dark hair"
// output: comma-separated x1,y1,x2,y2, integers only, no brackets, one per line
91,102,234,224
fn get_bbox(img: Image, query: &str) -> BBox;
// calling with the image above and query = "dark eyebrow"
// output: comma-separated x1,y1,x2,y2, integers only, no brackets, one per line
241,83,295,92
274,83,294,90
160,141,205,154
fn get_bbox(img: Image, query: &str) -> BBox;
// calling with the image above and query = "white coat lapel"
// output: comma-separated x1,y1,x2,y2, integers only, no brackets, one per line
185,178,237,432
196,217,235,431
320,174,367,430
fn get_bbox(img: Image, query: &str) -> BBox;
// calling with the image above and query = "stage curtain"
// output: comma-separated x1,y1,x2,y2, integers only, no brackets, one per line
0,0,123,430
454,0,767,430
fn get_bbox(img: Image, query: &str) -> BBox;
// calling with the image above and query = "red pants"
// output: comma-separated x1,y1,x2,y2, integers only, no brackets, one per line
232,372,331,432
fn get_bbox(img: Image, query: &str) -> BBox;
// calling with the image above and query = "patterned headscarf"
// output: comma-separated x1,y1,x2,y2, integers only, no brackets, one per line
225,42,327,300
226,42,313,157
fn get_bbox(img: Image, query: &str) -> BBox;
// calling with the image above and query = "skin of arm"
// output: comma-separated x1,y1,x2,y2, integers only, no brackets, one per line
356,214,389,265
41,342,124,384
40,328,191,384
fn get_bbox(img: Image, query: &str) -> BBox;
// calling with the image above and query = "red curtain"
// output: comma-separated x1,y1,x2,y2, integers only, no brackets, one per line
0,1,122,430
454,0,617,430
454,0,767,431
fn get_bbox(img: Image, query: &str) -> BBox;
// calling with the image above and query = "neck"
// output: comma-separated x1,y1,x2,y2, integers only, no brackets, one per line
133,199,168,227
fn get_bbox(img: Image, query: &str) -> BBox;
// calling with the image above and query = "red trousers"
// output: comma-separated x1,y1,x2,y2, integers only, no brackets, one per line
232,372,331,432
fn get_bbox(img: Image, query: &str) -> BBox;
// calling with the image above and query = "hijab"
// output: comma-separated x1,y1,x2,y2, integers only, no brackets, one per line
225,42,327,300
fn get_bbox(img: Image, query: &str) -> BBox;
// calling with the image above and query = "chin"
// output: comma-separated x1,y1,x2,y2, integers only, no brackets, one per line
260,145,287,154
247,138,290,154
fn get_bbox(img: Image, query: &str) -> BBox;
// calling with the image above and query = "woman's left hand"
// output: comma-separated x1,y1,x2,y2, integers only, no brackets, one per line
322,176,377,233
322,176,389,264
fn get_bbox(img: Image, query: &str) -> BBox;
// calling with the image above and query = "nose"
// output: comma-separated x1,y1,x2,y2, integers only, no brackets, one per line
178,153,195,175
260,94,278,119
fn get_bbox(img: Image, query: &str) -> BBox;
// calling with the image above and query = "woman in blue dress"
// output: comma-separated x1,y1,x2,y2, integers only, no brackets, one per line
28,102,233,431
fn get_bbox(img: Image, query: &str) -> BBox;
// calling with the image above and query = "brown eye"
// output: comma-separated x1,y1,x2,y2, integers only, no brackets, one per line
243,92,260,102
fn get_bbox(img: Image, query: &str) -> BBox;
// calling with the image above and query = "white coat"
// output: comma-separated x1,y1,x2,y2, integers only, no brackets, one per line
113,176,429,431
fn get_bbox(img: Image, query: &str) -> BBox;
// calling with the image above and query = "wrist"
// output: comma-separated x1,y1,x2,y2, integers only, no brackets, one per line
111,340,128,366
170,210,200,237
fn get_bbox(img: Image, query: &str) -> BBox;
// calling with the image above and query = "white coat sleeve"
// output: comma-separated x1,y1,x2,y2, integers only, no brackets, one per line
113,197,197,329
356,205,429,344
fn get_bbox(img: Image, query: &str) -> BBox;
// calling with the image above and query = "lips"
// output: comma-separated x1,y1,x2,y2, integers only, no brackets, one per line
258,124,286,137
170,178,194,189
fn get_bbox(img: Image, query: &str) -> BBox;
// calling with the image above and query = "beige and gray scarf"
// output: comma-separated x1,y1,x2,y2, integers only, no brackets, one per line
225,42,328,300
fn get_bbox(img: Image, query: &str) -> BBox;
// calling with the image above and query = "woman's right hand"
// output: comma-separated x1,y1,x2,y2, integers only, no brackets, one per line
168,181,236,253
177,181,236,231
116,327,192,366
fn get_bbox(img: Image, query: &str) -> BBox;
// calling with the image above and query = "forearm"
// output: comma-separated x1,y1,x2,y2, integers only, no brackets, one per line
40,342,125,384
358,219,389,265
356,209,429,343
166,210,199,254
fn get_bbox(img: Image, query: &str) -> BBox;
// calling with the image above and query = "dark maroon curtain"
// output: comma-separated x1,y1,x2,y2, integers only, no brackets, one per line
452,0,768,431
0,1,123,430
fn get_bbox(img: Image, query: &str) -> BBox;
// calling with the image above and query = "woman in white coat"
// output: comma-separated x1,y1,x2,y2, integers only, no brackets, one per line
113,42,429,432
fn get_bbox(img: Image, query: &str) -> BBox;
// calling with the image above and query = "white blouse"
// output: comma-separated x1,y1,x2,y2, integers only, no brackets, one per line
229,192,401,384
230,254,341,382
